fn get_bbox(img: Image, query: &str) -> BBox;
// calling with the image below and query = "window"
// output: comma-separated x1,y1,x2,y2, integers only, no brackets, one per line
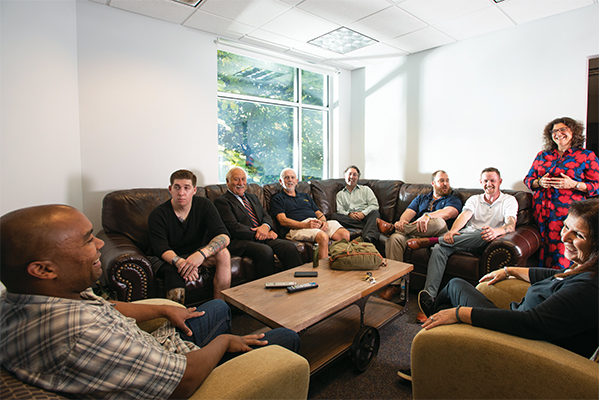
217,50,329,184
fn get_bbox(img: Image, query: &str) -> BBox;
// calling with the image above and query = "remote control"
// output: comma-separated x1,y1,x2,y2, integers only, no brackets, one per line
287,282,318,293
265,281,297,288
294,271,318,277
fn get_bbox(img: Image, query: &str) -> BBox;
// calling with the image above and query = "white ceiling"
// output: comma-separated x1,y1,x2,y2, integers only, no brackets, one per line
91,0,597,70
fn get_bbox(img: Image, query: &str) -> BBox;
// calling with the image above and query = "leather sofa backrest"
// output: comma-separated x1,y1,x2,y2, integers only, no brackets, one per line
310,179,345,217
309,179,403,223
397,184,533,227
102,187,206,253
101,181,534,252
204,183,265,205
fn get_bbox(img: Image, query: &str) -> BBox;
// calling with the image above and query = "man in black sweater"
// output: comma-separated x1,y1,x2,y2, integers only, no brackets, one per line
148,169,231,304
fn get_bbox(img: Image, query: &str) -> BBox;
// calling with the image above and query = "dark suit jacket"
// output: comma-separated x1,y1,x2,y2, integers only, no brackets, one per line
214,191,275,241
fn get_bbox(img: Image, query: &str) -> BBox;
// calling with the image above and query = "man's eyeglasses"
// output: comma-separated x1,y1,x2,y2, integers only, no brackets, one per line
551,127,569,135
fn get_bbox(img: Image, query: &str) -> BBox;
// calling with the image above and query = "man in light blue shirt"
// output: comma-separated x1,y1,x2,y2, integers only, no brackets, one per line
331,165,381,244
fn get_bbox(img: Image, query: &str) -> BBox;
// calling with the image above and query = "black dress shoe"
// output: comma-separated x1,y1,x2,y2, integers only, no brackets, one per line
418,290,435,317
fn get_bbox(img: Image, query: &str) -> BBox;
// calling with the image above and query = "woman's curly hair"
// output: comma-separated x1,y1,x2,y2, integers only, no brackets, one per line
542,117,586,151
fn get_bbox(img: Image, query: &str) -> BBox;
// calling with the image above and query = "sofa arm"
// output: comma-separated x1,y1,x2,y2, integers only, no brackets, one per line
480,225,542,275
97,230,155,302
191,345,310,400
412,324,599,399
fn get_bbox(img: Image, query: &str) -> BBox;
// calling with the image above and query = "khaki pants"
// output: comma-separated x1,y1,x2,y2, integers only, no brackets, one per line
384,217,448,262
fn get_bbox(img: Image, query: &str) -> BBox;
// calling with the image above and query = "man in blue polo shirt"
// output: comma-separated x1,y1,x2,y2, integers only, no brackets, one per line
270,168,350,260
381,170,462,320
384,170,462,262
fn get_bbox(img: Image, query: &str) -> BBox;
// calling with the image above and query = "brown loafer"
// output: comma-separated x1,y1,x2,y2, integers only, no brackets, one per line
378,285,401,301
376,218,394,235
407,238,434,250
416,311,427,324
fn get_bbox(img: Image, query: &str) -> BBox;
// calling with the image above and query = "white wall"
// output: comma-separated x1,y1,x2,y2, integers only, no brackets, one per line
1,0,82,214
0,0,353,230
76,0,220,228
357,4,598,189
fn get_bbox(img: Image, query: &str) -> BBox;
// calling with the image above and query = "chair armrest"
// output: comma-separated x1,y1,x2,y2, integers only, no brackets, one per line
132,298,185,332
475,279,531,309
479,226,542,275
412,324,599,399
97,230,155,302
190,345,310,400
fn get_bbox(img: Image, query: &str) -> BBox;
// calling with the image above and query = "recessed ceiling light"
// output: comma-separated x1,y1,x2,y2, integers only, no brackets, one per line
171,0,204,6
308,27,378,54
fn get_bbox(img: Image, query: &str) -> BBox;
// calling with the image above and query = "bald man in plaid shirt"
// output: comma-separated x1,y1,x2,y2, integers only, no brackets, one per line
0,205,298,399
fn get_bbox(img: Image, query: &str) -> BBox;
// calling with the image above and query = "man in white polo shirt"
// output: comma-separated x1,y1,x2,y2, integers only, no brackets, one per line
417,167,518,318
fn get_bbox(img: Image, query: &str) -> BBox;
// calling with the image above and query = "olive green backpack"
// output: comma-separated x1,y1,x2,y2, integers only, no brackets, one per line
328,239,385,270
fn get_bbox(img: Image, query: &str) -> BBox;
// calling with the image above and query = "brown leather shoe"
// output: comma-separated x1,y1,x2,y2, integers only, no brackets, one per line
416,311,427,323
407,238,434,250
378,285,401,301
376,218,394,235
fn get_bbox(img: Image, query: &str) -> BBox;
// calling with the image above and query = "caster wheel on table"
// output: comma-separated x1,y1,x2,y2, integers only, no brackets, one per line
350,326,380,372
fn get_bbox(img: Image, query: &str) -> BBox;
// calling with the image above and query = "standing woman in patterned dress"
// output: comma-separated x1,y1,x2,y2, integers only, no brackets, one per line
524,117,599,269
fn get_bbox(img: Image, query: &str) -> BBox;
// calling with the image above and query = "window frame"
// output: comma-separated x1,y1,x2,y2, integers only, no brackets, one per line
216,48,332,183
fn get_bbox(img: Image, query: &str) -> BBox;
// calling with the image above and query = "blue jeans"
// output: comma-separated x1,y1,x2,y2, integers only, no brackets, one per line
180,300,300,361
424,230,488,297
433,277,497,312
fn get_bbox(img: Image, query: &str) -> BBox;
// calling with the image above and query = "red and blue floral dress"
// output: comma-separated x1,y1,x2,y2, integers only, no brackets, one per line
524,147,598,269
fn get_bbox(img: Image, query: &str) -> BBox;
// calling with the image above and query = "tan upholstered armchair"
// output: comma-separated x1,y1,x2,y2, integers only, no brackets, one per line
1,298,310,400
411,279,599,399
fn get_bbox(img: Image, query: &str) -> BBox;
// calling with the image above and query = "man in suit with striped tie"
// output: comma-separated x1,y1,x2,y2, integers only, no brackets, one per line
214,167,303,278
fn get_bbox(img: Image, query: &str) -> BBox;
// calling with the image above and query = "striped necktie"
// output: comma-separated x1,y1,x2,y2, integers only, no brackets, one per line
241,195,260,227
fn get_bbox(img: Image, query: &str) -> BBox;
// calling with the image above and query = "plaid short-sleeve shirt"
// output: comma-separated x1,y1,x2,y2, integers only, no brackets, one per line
0,288,195,399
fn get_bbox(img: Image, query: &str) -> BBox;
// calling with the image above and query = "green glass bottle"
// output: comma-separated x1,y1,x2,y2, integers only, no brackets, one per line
313,243,319,268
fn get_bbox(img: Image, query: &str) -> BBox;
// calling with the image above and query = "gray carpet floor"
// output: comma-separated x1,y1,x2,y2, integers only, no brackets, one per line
231,292,422,400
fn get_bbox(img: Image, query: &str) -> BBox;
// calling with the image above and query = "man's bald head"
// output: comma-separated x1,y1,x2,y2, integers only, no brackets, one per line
1,205,83,292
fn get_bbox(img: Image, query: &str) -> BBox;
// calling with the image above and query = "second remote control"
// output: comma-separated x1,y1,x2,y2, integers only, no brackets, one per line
287,282,318,293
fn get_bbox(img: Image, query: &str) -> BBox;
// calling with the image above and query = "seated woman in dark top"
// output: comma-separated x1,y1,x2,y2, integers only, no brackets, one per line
420,198,598,358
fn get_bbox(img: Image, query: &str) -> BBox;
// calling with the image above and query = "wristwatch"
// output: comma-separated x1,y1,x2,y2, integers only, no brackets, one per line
171,255,182,266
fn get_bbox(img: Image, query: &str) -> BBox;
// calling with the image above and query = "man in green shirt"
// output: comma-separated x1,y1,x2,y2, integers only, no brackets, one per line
331,165,381,244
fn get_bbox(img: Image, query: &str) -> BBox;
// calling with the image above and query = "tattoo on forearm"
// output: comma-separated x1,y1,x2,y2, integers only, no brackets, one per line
504,217,516,233
203,234,229,257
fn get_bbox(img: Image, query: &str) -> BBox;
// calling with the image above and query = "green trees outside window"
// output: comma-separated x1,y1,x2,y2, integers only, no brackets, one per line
217,50,329,184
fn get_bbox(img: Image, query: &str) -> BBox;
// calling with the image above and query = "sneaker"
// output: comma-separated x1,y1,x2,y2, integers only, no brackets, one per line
415,311,427,323
418,290,434,317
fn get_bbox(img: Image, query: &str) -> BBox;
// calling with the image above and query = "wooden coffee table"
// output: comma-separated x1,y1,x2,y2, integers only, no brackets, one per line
222,259,413,373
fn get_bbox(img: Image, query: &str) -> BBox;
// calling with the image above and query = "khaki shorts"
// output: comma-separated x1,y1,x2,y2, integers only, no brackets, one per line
286,218,344,241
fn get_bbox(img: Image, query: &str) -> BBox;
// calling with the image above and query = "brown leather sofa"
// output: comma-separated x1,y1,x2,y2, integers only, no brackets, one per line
98,179,541,305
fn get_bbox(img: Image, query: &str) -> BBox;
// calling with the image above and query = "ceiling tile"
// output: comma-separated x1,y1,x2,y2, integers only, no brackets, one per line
239,35,291,52
297,0,392,25
259,8,340,42
388,26,454,53
498,0,595,24
109,0,196,24
349,5,427,41
245,29,304,49
184,10,255,38
397,0,491,25
435,6,515,41
198,0,291,26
